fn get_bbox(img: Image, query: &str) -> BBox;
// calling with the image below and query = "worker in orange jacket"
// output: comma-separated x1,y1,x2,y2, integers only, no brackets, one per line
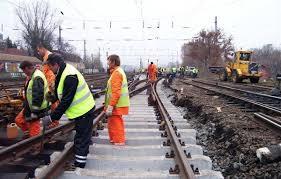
36,43,59,128
104,55,130,145
147,62,158,82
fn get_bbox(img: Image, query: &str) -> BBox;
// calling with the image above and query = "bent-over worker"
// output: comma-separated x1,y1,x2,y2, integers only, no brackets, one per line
15,61,49,137
43,54,96,168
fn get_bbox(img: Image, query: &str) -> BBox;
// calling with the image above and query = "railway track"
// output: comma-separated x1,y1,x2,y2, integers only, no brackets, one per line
0,73,108,90
180,79,281,133
197,79,274,93
0,78,223,179
35,79,222,179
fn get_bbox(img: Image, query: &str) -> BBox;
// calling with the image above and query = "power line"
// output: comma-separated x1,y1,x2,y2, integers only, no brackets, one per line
6,0,24,9
64,0,85,18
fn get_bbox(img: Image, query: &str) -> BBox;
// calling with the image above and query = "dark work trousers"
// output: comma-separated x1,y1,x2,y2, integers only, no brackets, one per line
74,106,95,168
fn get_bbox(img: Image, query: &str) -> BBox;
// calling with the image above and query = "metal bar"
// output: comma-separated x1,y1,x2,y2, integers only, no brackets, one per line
254,113,281,132
37,142,74,179
152,80,195,179
193,79,281,101
181,80,281,115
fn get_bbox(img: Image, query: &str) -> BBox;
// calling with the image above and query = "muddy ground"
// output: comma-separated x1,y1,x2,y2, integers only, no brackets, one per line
162,78,281,179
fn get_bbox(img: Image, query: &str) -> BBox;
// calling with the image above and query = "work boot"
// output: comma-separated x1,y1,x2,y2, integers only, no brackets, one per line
74,161,86,168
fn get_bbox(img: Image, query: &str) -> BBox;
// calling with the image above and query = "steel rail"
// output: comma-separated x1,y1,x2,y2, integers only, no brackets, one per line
254,113,281,132
193,79,281,101
152,80,195,179
181,80,281,116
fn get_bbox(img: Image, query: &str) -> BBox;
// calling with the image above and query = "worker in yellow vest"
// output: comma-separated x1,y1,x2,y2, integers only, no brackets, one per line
43,54,95,168
15,61,49,137
105,54,130,145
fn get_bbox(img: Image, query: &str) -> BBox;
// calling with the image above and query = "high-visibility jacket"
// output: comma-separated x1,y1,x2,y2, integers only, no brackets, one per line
105,67,130,108
192,68,198,74
148,64,157,75
57,64,95,119
42,51,56,92
172,67,177,73
26,69,49,111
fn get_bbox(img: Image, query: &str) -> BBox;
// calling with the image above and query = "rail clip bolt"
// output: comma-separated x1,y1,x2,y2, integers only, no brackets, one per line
169,164,180,174
166,139,171,146
161,131,168,138
170,150,175,158
165,150,175,158
159,126,165,131
194,168,200,175
190,164,195,172
184,150,191,158
183,150,191,158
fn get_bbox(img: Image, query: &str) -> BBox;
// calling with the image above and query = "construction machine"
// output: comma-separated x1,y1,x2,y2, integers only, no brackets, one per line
219,50,262,83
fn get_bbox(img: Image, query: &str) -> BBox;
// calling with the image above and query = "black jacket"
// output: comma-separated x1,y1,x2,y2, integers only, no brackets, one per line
50,62,79,120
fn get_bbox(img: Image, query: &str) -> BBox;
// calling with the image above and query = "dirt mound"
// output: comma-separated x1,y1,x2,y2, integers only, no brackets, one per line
165,80,281,178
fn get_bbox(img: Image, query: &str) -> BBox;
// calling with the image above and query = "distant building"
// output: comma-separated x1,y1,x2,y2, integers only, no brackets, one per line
0,53,41,79
1,47,29,56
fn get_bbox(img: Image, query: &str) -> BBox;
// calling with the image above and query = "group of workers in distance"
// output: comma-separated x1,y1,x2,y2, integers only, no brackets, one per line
145,63,199,81
14,43,130,168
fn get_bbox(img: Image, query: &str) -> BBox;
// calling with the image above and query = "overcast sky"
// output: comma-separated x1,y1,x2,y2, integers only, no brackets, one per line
0,0,280,67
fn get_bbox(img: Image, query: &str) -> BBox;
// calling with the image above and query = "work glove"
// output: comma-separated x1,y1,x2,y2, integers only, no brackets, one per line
42,115,52,127
46,91,57,103
105,105,114,117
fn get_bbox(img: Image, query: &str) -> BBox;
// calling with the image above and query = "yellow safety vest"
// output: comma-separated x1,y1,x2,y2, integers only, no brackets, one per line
105,67,130,108
57,64,95,119
26,69,49,111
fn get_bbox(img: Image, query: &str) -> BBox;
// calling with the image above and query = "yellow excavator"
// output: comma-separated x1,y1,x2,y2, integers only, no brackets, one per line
219,50,262,83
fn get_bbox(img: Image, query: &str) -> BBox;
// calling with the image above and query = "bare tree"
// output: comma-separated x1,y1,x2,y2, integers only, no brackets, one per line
182,29,234,74
54,37,76,54
15,0,59,58
84,53,104,72
93,54,104,72
252,44,281,78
